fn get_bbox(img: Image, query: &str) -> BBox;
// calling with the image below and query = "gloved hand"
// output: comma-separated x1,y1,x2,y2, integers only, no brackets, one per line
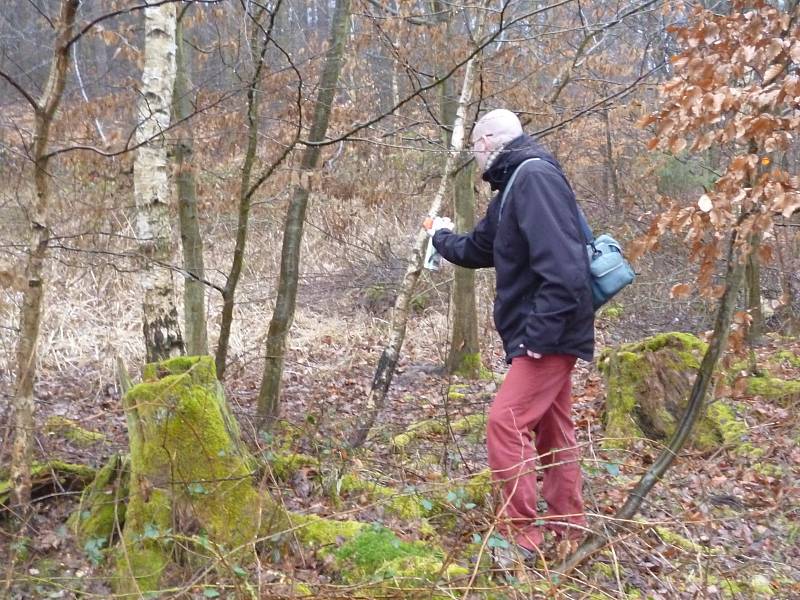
423,216,454,237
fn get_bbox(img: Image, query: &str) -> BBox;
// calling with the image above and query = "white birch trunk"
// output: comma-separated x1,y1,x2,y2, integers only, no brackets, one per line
134,4,183,362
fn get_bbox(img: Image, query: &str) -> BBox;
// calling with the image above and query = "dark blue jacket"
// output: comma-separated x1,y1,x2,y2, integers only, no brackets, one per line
433,135,594,362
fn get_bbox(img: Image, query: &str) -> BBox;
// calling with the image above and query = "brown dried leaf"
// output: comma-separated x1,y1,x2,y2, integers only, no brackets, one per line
670,283,692,299
763,63,783,84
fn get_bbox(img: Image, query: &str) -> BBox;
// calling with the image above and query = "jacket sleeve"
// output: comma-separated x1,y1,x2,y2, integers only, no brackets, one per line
512,166,590,352
431,199,497,269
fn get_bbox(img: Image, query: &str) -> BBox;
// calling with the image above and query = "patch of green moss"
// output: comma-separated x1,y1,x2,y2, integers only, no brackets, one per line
654,526,718,555
68,454,129,547
752,462,783,477
44,416,106,446
267,452,316,481
599,303,624,320
451,352,483,379
392,413,486,451
335,524,438,581
747,376,800,403
773,350,800,368
291,513,365,548
0,461,96,506
448,384,467,401
339,473,428,521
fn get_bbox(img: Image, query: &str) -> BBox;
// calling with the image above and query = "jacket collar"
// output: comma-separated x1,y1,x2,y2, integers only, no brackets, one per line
482,134,561,191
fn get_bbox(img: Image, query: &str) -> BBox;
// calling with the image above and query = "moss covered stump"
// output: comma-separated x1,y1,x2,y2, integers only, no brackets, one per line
114,356,279,594
599,333,744,451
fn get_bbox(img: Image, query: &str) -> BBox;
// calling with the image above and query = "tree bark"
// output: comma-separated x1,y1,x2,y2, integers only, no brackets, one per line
173,10,208,357
349,0,490,448
216,3,272,380
10,0,79,523
448,155,481,377
437,7,480,378
745,232,763,345
555,229,747,575
257,0,352,427
134,3,184,363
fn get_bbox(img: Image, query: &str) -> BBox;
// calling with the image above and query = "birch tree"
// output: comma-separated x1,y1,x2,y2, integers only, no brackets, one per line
6,0,79,522
134,3,183,362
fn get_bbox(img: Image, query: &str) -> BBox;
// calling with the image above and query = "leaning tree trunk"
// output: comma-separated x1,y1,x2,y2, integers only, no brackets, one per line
134,3,183,362
257,0,352,428
9,0,79,522
349,0,490,448
555,228,747,575
173,10,208,356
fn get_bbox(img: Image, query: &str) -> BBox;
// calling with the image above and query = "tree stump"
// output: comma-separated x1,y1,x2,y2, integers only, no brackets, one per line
599,333,743,451
114,356,281,593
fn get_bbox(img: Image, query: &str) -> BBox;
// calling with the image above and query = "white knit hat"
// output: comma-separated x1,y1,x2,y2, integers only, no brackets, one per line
471,109,523,146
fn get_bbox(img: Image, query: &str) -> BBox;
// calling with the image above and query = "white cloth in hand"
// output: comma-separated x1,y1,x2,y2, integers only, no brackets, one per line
426,216,454,236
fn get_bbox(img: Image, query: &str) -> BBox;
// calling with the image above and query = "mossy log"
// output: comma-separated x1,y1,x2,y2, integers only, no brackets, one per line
44,416,107,446
113,356,286,594
0,460,96,509
599,333,745,451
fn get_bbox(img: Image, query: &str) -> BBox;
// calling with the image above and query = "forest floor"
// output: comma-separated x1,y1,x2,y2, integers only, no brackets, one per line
0,196,798,598
1,304,798,599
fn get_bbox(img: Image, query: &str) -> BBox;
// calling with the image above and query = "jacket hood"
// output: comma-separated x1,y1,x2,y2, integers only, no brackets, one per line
482,134,561,191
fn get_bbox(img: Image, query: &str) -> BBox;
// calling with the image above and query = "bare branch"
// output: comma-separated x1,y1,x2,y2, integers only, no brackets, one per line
0,70,40,111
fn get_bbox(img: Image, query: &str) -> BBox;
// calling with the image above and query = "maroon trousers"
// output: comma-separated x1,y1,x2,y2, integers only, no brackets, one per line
487,354,585,550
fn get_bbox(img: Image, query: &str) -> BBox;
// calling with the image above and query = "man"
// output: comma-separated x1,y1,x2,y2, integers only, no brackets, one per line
425,109,594,565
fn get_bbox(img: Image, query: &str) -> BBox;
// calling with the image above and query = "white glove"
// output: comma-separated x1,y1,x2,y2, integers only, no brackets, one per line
425,216,454,237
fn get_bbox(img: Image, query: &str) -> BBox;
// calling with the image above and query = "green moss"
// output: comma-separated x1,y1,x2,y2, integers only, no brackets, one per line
600,333,747,452
68,454,129,547
44,416,106,446
392,413,486,451
291,513,365,548
451,352,483,379
266,452,316,481
335,525,437,580
339,473,427,521
752,462,783,477
749,574,774,597
773,350,800,368
599,303,624,320
115,356,275,594
0,461,96,506
747,376,800,403
653,526,717,555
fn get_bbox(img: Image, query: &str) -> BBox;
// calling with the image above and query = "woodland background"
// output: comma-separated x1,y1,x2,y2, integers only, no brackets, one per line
0,0,798,598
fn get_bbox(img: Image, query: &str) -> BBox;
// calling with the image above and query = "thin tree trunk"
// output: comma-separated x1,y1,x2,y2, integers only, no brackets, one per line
448,156,480,376
257,0,352,427
349,0,490,448
216,3,273,380
555,229,747,575
436,6,480,377
602,104,620,210
134,3,183,362
10,0,79,522
173,10,208,357
745,232,763,344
